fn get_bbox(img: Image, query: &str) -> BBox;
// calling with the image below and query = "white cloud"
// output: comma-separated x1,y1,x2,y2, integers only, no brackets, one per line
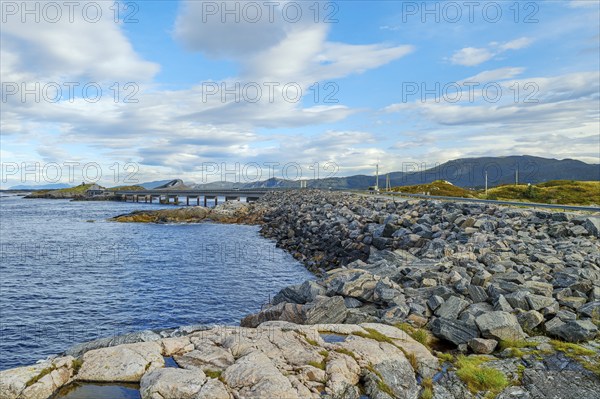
450,37,533,66
498,37,533,51
450,47,494,67
1,1,159,83
382,71,600,164
461,67,525,83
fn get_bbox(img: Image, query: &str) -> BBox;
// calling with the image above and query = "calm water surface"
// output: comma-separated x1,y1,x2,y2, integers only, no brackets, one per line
0,195,312,370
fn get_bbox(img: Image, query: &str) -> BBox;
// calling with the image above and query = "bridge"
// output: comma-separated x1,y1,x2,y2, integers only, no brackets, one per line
105,187,600,213
109,189,276,206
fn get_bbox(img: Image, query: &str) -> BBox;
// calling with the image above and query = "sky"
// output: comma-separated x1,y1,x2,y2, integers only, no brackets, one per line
1,0,599,187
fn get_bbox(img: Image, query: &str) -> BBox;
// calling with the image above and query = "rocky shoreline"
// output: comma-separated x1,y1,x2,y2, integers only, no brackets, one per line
2,190,599,399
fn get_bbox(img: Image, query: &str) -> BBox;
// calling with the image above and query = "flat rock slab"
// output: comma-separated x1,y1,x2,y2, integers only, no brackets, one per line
77,342,164,382
140,368,207,399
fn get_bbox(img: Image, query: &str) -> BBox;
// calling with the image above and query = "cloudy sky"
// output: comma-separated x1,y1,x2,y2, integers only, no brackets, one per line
1,0,599,187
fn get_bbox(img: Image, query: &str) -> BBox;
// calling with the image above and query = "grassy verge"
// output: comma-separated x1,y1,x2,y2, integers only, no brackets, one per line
454,355,509,396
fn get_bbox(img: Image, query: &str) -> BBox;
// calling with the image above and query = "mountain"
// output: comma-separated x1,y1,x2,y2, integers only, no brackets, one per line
191,155,600,190
384,155,600,189
8,183,71,190
139,179,185,189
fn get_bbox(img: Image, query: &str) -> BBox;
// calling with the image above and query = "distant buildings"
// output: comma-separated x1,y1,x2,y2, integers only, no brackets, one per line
85,184,105,197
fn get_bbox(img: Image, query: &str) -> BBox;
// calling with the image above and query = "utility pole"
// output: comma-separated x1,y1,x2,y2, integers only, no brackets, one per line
375,164,379,190
515,164,519,186
485,171,488,195
386,174,391,191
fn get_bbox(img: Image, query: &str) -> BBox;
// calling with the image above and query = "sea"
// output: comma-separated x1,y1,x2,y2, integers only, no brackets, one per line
0,194,312,370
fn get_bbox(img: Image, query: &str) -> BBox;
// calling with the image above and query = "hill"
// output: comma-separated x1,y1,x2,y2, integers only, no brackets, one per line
482,180,600,206
25,183,104,199
191,156,599,190
390,180,475,197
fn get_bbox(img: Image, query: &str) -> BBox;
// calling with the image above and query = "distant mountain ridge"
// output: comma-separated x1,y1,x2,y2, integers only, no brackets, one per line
8,183,71,190
8,156,599,191
191,155,600,190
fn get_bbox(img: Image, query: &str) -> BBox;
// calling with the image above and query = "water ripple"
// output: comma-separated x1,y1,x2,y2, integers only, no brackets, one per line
0,196,312,370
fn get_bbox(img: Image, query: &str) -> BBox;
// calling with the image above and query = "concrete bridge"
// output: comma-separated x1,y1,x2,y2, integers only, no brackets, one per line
109,189,275,206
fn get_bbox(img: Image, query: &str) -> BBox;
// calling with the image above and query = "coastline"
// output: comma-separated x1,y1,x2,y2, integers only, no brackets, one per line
2,190,599,399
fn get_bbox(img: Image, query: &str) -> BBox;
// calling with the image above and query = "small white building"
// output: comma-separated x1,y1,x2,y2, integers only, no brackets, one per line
85,184,105,197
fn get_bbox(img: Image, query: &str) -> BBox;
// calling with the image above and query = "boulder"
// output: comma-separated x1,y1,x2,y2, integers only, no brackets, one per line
196,378,231,399
161,337,194,356
174,345,234,371
578,301,600,319
475,311,526,341
545,319,598,342
468,338,498,354
434,296,470,320
526,295,556,311
221,351,296,398
240,296,347,327
467,285,489,303
583,216,600,237
140,368,206,399
517,310,545,331
430,318,479,345
0,359,72,399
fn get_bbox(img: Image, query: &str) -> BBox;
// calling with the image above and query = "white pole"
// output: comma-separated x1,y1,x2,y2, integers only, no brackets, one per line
485,171,488,195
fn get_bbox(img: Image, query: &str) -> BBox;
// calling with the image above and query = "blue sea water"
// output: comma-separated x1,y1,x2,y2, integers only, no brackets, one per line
0,195,312,370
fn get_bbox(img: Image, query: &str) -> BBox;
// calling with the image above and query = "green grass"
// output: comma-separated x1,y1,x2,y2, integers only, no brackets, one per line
31,183,100,196
72,358,83,374
455,355,509,395
394,322,431,348
391,180,475,198
204,369,222,379
550,340,599,377
516,364,526,384
353,328,395,344
334,347,358,360
25,367,54,387
366,364,395,397
421,377,434,399
506,348,526,358
481,180,600,205
308,360,326,370
319,350,329,358
421,387,433,399
437,352,454,362
305,337,319,346
550,340,595,357
391,179,600,206
412,329,430,347
406,352,419,372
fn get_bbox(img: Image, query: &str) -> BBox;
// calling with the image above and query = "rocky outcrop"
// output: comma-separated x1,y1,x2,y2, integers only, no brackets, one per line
76,342,164,382
111,200,267,224
7,190,598,399
0,323,437,399
242,190,599,350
